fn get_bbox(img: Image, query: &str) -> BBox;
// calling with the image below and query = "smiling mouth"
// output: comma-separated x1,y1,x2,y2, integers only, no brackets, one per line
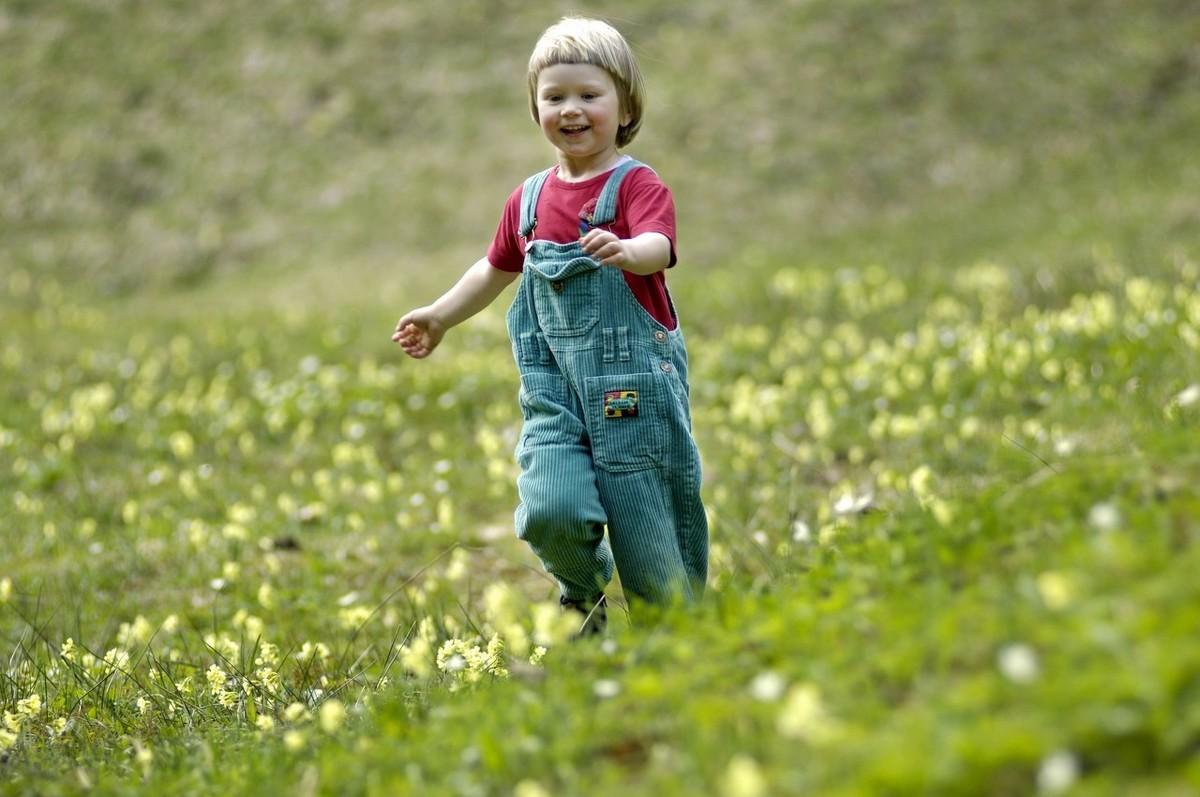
561,125,590,135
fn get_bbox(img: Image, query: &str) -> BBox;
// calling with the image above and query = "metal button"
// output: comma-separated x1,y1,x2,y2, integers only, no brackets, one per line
552,281,565,293
654,330,668,343
660,361,673,373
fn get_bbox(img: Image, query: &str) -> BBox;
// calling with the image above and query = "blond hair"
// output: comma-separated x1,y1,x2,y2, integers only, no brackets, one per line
527,17,646,148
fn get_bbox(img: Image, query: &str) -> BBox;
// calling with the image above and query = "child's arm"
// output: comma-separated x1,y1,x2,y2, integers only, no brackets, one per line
392,257,519,359
579,230,671,276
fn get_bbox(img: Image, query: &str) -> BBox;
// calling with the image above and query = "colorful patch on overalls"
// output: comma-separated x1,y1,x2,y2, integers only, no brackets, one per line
603,390,639,418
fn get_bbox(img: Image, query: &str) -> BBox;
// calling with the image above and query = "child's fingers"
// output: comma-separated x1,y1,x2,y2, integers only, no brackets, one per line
591,242,621,263
580,229,613,253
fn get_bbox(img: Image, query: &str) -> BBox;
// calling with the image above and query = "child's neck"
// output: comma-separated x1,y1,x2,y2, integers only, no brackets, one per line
555,148,626,183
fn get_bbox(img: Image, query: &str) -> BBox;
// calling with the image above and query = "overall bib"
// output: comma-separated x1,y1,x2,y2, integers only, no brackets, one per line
505,159,709,607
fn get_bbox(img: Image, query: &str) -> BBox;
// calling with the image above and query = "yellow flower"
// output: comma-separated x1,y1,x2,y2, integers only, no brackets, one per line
930,499,955,527
255,642,280,668
102,648,130,673
1037,572,1075,610
399,638,432,678
777,683,839,744
284,702,309,723
227,502,256,525
255,667,282,695
319,700,346,733
17,694,42,717
338,605,373,630
0,577,12,603
721,754,767,797
134,741,153,775
283,730,306,752
206,664,227,693
169,430,194,460
255,715,275,732
531,603,577,648
514,782,551,797
297,641,330,663
908,465,935,506
443,548,468,581
257,583,275,609
117,615,153,647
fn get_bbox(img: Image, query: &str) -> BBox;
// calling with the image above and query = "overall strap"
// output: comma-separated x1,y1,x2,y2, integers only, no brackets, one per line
590,159,649,227
518,168,554,239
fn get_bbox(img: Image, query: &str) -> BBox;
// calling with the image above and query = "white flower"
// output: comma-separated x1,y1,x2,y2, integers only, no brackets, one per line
1087,502,1121,532
593,679,621,699
1173,384,1199,408
997,643,1039,684
833,489,874,516
790,520,811,543
1037,750,1079,793
748,671,787,702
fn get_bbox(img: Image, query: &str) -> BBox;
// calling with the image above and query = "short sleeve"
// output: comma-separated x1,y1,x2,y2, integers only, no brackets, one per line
621,168,678,268
486,184,525,272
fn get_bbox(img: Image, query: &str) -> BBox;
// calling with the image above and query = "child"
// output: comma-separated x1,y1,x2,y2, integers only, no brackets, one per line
392,17,707,632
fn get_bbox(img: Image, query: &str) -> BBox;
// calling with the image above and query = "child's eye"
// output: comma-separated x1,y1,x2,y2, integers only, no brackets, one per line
582,93,597,100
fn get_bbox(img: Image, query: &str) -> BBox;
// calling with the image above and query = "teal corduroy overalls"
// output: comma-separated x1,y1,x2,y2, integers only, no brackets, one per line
505,159,708,607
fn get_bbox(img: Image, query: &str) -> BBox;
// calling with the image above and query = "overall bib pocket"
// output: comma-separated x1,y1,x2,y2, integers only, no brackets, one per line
529,255,601,337
585,372,666,472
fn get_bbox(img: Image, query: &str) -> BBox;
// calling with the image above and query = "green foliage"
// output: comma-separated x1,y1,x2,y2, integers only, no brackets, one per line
2,0,1200,795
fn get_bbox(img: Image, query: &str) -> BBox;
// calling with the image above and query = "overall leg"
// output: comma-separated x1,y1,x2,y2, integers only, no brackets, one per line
587,371,708,609
515,376,613,602
596,469,697,607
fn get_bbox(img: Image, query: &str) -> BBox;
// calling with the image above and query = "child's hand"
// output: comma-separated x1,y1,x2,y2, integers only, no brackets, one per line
580,229,633,268
392,307,446,359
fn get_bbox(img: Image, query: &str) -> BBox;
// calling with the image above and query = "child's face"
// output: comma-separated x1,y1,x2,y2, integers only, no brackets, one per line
535,63,631,166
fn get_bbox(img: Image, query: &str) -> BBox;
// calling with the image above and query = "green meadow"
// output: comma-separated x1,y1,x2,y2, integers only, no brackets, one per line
2,1,1199,794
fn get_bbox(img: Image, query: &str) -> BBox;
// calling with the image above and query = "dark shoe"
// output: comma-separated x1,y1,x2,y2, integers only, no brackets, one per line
560,593,607,637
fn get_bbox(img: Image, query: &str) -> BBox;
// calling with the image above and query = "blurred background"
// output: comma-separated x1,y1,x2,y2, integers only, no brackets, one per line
3,0,1197,316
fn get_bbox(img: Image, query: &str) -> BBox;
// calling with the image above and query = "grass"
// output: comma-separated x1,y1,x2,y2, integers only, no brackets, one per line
2,0,1200,794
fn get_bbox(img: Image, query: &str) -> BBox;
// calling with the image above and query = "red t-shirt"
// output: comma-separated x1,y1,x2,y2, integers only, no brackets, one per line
486,163,678,330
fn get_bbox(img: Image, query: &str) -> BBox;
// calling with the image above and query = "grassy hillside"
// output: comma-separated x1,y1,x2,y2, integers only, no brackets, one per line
2,1,1199,795
3,0,1198,302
